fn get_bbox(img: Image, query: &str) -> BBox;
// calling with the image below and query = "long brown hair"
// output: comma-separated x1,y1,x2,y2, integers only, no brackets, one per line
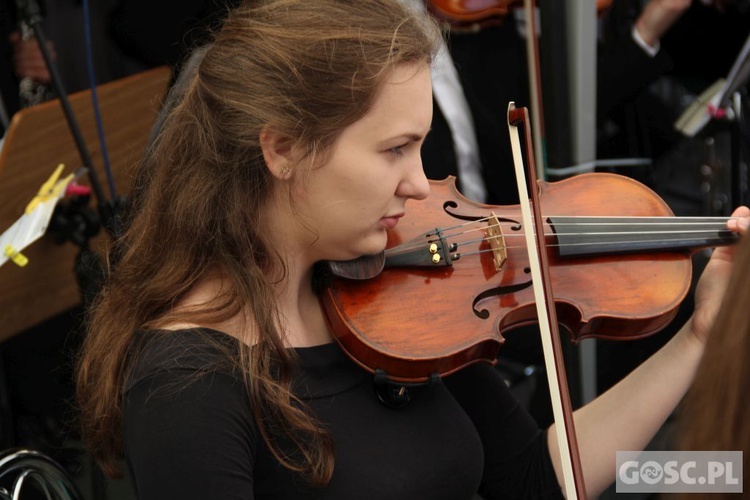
76,0,440,486
675,234,750,499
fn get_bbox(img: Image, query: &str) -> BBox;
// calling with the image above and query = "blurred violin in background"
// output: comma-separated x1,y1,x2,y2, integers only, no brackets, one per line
424,0,614,32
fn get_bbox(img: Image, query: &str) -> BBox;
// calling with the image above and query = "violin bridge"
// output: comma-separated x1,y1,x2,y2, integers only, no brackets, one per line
485,212,507,271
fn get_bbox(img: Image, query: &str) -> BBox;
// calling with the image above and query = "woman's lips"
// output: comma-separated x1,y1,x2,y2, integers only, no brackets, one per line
379,213,404,230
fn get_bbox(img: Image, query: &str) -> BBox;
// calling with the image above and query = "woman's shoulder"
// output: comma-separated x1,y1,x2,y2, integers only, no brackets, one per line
124,327,240,393
122,328,259,495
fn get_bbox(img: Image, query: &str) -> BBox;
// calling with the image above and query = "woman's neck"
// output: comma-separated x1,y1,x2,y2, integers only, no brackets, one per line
157,263,332,348
278,262,333,347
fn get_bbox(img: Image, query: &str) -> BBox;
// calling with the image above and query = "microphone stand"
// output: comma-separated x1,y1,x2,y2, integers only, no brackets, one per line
728,89,749,209
0,92,10,131
14,0,123,301
713,32,750,210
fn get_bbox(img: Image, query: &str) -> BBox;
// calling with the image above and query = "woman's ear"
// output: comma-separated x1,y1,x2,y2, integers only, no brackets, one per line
260,126,295,180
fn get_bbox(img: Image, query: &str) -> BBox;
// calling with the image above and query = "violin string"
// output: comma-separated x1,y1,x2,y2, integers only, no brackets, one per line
543,220,736,226
499,227,735,238
539,215,735,222
423,216,495,236
392,216,738,257
429,216,735,241
429,215,736,233
439,218,734,245
490,216,729,233
392,230,736,258
457,232,734,258
465,227,735,249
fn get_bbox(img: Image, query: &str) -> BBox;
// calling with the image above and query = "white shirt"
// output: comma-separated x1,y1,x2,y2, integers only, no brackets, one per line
402,0,488,203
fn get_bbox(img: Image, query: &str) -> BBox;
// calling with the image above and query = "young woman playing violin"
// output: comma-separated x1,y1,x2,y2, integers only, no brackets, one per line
75,0,750,498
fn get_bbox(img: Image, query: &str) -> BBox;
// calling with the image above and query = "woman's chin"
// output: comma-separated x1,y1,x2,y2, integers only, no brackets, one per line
345,233,387,258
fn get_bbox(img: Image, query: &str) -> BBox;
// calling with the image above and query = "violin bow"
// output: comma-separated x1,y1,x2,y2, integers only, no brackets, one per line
507,102,587,499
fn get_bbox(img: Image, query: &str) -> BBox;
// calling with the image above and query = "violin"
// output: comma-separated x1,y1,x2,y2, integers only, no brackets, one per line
319,173,738,383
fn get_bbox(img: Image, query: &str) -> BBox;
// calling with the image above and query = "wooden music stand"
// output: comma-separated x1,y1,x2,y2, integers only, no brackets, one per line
0,66,172,342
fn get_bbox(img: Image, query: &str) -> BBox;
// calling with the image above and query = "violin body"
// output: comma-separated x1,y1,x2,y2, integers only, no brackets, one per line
320,173,697,383
425,0,613,32
426,0,515,31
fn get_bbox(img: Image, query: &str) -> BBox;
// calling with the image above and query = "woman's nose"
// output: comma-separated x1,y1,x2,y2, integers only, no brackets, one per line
397,157,431,200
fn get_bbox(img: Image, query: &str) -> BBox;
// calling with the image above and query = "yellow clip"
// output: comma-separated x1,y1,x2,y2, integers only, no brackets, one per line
4,245,28,267
25,163,74,215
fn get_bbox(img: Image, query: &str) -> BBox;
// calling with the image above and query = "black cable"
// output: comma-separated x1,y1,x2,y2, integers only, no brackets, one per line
13,0,117,239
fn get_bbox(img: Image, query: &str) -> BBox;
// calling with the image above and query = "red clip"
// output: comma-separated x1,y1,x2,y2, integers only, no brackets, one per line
707,104,727,119
65,183,92,197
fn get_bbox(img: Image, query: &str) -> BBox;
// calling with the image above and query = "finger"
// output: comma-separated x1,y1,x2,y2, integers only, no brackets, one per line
727,206,750,234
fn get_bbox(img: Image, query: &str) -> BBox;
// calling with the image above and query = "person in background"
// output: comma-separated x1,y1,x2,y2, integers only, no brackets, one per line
0,0,133,136
596,0,750,404
419,0,696,206
597,0,750,180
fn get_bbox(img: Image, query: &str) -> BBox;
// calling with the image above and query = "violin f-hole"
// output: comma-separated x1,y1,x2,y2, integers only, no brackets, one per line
472,280,533,319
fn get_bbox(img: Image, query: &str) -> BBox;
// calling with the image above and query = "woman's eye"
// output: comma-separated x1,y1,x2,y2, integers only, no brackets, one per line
388,144,406,156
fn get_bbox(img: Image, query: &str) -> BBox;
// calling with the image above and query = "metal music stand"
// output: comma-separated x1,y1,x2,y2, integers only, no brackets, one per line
675,32,750,211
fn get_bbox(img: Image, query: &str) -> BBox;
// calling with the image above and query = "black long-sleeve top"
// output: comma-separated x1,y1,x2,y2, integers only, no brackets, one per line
123,328,563,499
